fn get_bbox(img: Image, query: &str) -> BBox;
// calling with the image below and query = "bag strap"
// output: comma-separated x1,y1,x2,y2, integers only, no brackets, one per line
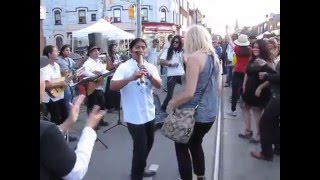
195,54,215,109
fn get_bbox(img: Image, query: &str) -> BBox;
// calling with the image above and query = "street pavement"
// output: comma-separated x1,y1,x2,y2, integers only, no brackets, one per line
67,78,280,180
220,86,280,180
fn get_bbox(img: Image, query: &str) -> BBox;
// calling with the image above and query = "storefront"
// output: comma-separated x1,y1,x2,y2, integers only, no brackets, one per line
142,22,177,48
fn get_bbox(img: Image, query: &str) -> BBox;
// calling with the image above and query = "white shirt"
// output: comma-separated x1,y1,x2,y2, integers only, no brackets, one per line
160,49,185,77
274,55,280,66
82,57,108,90
163,41,170,50
145,47,159,66
112,58,161,125
63,127,97,180
41,62,64,103
226,44,235,62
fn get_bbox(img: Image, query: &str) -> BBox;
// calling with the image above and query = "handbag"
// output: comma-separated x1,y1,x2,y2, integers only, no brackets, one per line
161,57,214,144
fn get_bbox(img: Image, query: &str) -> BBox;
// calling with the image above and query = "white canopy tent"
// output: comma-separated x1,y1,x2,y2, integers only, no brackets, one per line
72,19,135,52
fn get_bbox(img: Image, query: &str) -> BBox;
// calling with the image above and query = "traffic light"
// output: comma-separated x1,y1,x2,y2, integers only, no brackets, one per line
128,5,135,19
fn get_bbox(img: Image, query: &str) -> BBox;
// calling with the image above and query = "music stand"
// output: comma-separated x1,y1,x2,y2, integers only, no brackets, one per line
103,94,127,134
72,75,111,150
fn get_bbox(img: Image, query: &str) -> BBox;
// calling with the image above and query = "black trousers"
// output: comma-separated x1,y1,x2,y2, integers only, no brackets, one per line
45,99,68,125
231,72,244,111
104,76,120,110
127,120,155,180
86,89,106,124
175,121,214,180
161,76,181,111
259,96,280,157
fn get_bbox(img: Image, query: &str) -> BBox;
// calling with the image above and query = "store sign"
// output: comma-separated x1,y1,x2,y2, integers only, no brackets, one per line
143,24,176,32
40,6,46,20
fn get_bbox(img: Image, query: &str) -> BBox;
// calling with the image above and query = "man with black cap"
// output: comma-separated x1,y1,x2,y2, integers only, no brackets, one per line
81,44,109,127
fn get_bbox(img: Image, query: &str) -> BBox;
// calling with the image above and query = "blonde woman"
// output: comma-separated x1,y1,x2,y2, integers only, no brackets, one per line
167,25,221,180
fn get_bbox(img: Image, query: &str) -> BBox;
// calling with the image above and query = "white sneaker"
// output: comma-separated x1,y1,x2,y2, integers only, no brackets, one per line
228,111,236,117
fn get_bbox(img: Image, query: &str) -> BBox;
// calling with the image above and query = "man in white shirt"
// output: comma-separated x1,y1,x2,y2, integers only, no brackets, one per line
160,34,173,92
159,35,185,112
41,45,68,125
145,38,160,66
81,44,109,128
110,38,162,180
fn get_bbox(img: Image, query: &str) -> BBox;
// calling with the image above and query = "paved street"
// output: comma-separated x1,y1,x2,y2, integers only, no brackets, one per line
67,78,280,180
220,86,280,180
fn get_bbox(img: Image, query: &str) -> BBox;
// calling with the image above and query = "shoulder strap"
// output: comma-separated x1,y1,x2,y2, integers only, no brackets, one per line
195,55,215,108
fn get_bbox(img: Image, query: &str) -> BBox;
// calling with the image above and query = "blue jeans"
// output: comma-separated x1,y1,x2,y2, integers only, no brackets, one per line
226,64,234,85
64,86,73,114
161,66,167,89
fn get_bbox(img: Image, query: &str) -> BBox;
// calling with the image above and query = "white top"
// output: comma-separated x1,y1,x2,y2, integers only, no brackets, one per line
63,127,97,180
82,57,108,90
41,62,64,103
112,58,161,125
160,49,185,77
274,55,280,66
163,41,170,50
226,44,235,62
145,47,159,66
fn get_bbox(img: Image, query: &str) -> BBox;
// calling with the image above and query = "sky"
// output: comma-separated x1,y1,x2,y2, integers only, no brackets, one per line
195,0,280,36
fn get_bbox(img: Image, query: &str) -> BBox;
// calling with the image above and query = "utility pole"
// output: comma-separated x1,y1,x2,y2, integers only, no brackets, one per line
102,0,106,18
40,0,45,55
136,0,141,38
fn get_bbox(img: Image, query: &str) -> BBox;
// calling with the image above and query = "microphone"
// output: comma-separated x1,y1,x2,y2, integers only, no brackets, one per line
138,54,145,84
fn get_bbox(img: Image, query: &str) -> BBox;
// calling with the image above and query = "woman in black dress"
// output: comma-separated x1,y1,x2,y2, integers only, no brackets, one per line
239,39,274,143
105,44,122,113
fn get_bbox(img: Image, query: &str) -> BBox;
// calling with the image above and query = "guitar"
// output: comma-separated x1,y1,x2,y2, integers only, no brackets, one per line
76,59,126,96
84,69,116,96
46,67,85,98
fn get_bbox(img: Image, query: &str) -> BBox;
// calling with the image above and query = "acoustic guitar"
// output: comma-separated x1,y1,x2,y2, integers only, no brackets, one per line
85,69,116,96
78,59,126,96
46,67,85,98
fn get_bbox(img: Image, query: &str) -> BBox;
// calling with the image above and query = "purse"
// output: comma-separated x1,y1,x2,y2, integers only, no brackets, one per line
161,58,214,144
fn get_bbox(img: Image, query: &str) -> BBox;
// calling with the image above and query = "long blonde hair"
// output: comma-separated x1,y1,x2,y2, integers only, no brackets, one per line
184,25,215,57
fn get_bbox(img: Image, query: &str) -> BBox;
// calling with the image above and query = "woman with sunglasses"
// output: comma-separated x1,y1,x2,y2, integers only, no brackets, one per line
160,35,185,112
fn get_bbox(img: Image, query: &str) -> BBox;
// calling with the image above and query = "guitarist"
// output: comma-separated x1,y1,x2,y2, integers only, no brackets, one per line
57,44,85,113
104,43,122,113
81,44,109,128
41,45,68,125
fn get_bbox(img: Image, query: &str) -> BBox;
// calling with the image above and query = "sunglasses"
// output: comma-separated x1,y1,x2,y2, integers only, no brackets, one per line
173,41,180,44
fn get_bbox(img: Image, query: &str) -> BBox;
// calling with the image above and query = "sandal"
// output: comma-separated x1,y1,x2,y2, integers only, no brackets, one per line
250,151,273,161
238,130,253,139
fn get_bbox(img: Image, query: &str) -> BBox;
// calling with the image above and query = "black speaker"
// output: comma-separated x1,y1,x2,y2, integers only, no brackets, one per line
88,33,105,53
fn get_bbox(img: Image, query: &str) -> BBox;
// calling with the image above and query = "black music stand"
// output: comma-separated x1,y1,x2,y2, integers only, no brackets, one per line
103,95,127,134
72,75,110,149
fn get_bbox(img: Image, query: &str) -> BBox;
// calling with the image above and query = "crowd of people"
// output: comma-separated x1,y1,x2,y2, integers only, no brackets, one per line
217,26,280,161
40,23,279,180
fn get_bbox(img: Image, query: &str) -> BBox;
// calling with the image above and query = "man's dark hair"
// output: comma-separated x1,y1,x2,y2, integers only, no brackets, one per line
129,38,147,50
